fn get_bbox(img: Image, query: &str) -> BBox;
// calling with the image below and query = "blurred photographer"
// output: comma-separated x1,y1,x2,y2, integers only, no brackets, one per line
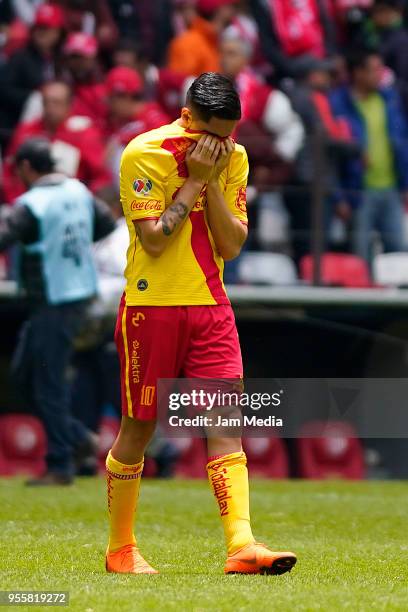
0,138,115,485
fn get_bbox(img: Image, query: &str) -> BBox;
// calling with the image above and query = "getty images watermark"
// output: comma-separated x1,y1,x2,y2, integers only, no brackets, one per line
167,387,283,427
157,378,285,438
157,378,408,438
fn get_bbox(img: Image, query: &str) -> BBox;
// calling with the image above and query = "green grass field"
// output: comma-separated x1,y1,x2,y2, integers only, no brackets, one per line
1,478,408,611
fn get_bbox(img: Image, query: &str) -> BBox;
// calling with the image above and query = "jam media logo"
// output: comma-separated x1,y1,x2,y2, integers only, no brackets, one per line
133,178,153,195
235,185,247,213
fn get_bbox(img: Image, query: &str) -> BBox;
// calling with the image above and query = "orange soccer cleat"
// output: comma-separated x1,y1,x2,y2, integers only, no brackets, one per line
105,544,159,575
224,542,297,575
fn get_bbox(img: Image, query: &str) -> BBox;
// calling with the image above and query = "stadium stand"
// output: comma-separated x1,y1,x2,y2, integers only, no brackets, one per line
242,437,289,478
0,414,46,476
238,252,298,286
300,253,372,288
373,252,408,287
1,0,408,481
295,421,365,480
172,438,208,479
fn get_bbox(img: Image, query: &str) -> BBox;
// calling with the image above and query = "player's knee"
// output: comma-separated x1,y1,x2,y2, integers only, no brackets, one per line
119,416,156,447
206,436,242,457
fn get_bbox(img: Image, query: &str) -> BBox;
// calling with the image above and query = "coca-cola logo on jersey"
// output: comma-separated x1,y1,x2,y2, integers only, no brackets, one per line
130,200,162,211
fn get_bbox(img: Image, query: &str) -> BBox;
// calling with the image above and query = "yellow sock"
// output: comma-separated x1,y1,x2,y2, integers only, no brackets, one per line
106,450,143,552
207,451,255,555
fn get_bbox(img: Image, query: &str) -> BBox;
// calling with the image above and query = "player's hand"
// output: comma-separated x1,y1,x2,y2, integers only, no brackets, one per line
210,138,235,184
186,135,221,184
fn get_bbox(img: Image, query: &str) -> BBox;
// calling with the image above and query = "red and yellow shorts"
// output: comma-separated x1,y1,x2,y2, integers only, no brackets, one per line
114,295,243,420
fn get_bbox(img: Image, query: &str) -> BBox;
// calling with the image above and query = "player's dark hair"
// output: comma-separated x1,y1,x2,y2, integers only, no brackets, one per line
186,72,241,122
16,138,55,174
346,47,380,75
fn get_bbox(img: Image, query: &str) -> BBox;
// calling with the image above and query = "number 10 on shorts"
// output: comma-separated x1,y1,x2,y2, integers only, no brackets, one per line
140,385,155,406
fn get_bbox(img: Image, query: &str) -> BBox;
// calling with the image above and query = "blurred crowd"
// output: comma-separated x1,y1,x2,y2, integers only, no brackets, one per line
1,0,408,276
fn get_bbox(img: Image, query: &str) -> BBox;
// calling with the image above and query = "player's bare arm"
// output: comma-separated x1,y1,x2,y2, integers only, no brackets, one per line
134,135,220,257
206,137,248,260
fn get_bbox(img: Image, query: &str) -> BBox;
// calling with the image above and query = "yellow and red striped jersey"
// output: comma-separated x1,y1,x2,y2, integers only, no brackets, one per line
120,120,248,306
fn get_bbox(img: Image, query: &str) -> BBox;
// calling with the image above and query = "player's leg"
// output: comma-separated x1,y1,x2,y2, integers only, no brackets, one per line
185,306,255,559
185,305,297,575
106,300,187,574
111,415,155,464
207,435,296,575
206,434,255,556
105,415,156,572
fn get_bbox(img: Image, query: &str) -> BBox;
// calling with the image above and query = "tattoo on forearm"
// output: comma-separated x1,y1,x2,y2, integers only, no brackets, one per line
161,202,188,236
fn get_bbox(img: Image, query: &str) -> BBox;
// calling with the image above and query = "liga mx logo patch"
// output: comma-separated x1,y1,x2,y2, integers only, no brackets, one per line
133,178,153,195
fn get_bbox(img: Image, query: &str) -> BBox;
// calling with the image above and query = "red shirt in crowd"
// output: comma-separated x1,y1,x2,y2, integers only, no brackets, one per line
103,101,170,188
70,82,108,129
104,101,170,143
3,115,112,202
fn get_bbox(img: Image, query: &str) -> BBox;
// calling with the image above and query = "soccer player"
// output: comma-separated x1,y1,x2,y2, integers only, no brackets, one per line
105,72,297,575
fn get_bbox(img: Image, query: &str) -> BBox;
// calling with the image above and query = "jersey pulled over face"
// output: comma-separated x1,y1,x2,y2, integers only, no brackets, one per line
120,120,249,306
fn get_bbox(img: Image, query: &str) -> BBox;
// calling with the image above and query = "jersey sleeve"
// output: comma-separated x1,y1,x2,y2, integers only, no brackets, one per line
224,146,249,225
120,142,167,222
